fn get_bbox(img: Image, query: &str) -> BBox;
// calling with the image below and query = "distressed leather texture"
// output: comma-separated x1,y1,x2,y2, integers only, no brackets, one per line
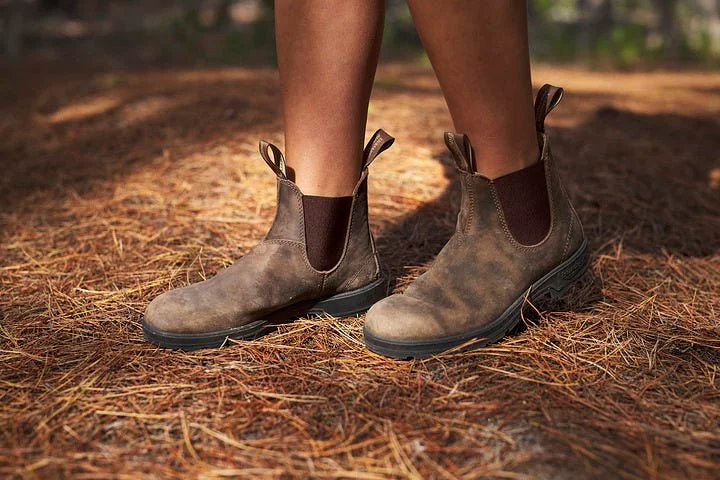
365,85,585,342
144,131,392,334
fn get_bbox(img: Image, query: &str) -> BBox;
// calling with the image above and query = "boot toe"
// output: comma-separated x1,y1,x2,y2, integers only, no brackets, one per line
364,293,449,342
144,289,196,333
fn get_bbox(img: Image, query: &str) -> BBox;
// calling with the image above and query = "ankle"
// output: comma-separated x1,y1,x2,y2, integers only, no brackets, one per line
474,142,540,179
285,148,362,196
295,176,359,197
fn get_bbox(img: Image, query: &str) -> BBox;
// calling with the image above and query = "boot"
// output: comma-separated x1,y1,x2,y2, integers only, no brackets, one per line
364,85,588,358
144,130,394,349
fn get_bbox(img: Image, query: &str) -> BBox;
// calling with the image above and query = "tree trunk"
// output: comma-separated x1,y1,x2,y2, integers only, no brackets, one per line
576,0,591,56
4,0,25,59
653,0,681,58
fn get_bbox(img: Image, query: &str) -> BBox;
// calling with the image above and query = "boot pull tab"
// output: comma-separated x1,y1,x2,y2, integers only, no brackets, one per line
534,84,565,133
259,140,288,179
444,132,475,173
362,129,395,169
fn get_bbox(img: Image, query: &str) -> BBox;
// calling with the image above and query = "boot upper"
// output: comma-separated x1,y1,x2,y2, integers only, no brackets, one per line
145,130,393,334
365,86,585,342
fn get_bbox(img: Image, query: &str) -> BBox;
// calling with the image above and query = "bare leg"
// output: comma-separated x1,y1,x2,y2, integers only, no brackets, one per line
275,0,385,196
406,0,538,178
143,2,390,348
364,2,586,358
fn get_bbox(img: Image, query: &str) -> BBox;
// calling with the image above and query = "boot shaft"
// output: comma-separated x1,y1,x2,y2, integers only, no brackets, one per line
444,84,584,256
259,130,394,287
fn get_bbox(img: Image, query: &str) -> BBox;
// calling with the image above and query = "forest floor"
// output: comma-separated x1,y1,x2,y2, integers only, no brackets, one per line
1,62,719,479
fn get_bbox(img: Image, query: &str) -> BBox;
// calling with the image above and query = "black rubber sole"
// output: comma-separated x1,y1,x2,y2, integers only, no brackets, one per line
363,240,590,359
143,273,389,350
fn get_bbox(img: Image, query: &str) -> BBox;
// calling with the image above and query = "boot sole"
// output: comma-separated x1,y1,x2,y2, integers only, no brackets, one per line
363,239,590,359
143,273,389,350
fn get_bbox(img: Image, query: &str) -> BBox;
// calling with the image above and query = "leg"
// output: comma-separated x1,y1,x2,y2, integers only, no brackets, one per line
144,2,394,349
364,3,588,358
406,0,538,178
275,0,385,196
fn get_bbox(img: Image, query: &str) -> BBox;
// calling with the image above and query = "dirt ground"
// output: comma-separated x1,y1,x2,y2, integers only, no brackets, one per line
1,62,719,479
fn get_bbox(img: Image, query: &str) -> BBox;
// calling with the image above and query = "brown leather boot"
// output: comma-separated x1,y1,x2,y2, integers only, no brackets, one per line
144,130,394,350
364,85,589,358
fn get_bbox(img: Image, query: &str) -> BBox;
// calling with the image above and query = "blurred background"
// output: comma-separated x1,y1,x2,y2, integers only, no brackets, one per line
1,0,719,68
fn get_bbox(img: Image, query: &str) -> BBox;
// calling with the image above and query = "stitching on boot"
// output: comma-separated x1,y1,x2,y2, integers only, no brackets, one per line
447,135,460,168
369,235,381,277
456,174,473,244
487,139,559,250
261,238,325,287
340,252,376,291
547,149,580,259
294,182,305,243
561,215,574,260
367,136,383,165
489,184,554,251
319,189,360,275
268,179,305,242
466,176,474,237
319,189,376,293
555,161,586,252
261,239,304,247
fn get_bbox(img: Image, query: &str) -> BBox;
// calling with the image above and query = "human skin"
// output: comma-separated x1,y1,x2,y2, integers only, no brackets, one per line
275,0,538,190
406,0,540,178
274,0,385,196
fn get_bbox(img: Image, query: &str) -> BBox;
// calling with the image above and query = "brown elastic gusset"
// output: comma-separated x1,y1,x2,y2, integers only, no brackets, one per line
302,195,354,271
492,161,551,246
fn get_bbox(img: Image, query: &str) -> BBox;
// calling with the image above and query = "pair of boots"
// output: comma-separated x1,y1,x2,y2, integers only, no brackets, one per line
143,85,588,359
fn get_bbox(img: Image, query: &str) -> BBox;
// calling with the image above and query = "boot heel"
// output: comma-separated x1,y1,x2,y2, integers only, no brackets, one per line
532,239,589,304
309,273,389,317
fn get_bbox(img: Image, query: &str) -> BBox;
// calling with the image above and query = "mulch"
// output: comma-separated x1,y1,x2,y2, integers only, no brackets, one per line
1,63,719,479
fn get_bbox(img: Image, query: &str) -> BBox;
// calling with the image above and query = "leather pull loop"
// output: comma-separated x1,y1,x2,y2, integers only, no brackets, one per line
362,129,395,169
259,140,287,179
444,132,475,173
534,84,564,133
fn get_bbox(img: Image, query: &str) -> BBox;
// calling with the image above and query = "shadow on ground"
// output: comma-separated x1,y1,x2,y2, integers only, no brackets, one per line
0,68,281,214
376,91,720,289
